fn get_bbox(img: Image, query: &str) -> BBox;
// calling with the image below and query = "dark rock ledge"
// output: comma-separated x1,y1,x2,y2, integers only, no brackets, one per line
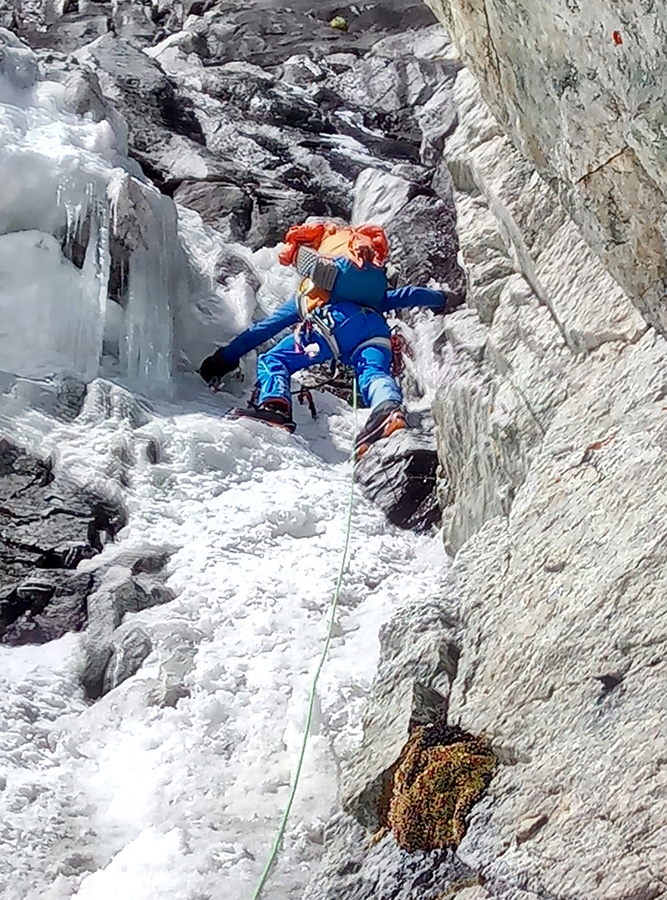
0,436,175,698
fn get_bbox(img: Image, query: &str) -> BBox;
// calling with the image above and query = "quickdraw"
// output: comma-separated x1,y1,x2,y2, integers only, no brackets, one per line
297,385,318,420
390,330,412,377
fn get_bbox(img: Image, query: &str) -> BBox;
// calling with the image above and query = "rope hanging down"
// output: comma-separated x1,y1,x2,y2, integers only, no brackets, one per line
250,381,359,900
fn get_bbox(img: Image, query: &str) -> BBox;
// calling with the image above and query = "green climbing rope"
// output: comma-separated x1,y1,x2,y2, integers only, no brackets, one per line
249,382,359,900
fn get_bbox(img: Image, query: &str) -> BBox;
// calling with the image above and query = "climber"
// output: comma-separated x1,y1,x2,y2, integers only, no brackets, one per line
199,221,458,456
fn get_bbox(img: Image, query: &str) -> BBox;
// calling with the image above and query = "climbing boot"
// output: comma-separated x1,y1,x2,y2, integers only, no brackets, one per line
355,400,407,459
228,398,296,433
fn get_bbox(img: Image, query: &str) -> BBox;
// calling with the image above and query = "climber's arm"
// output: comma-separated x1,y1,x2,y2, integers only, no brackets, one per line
380,286,450,313
199,298,300,384
224,298,300,361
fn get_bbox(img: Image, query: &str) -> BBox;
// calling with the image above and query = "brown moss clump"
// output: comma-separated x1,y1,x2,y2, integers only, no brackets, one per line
387,723,497,853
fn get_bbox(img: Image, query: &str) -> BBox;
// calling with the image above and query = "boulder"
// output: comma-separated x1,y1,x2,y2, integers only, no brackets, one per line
75,34,213,188
328,55,459,148
0,571,92,645
304,813,478,900
0,437,125,645
173,180,252,242
82,565,175,698
354,424,441,533
103,624,153,693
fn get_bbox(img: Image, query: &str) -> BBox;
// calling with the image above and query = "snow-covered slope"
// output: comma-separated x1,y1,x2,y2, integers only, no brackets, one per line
1,384,448,900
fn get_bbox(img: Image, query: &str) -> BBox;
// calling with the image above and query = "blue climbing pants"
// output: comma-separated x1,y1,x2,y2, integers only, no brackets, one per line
256,332,403,410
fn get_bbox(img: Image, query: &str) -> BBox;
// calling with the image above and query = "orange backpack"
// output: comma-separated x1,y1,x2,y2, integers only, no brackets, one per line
279,222,389,267
279,222,389,314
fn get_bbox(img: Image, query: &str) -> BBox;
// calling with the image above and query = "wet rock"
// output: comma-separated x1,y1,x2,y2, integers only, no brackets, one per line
184,0,215,17
386,188,466,301
31,12,111,54
173,180,252,242
129,550,171,576
8,374,87,423
0,438,124,573
0,438,125,644
328,55,458,149
197,61,334,135
38,54,111,122
304,812,477,900
103,624,153,693
186,1,436,70
75,34,211,188
1,571,92,645
354,425,441,534
281,53,326,87
82,565,175,698
245,183,345,250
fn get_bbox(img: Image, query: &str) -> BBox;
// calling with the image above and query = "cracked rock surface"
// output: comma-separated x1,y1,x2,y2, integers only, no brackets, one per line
431,67,667,900
0,437,124,646
426,0,667,339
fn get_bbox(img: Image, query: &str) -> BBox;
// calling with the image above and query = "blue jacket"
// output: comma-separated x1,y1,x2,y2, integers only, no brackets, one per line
223,286,446,364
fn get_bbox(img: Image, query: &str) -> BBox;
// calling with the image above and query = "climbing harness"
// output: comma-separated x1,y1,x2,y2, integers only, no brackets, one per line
292,360,358,420
294,304,341,360
249,382,358,900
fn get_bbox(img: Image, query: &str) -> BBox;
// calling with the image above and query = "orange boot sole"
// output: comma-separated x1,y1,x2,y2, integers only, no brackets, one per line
355,413,407,460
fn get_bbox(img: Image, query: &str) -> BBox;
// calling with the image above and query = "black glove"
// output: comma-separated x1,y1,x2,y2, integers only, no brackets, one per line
199,348,238,386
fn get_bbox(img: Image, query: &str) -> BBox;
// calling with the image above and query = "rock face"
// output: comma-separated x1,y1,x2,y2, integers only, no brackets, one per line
306,813,478,900
429,64,667,900
307,591,481,899
425,0,667,337
434,68,646,554
0,437,125,645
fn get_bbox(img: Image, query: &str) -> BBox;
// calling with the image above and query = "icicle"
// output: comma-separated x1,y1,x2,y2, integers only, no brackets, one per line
120,200,173,395
62,185,108,379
